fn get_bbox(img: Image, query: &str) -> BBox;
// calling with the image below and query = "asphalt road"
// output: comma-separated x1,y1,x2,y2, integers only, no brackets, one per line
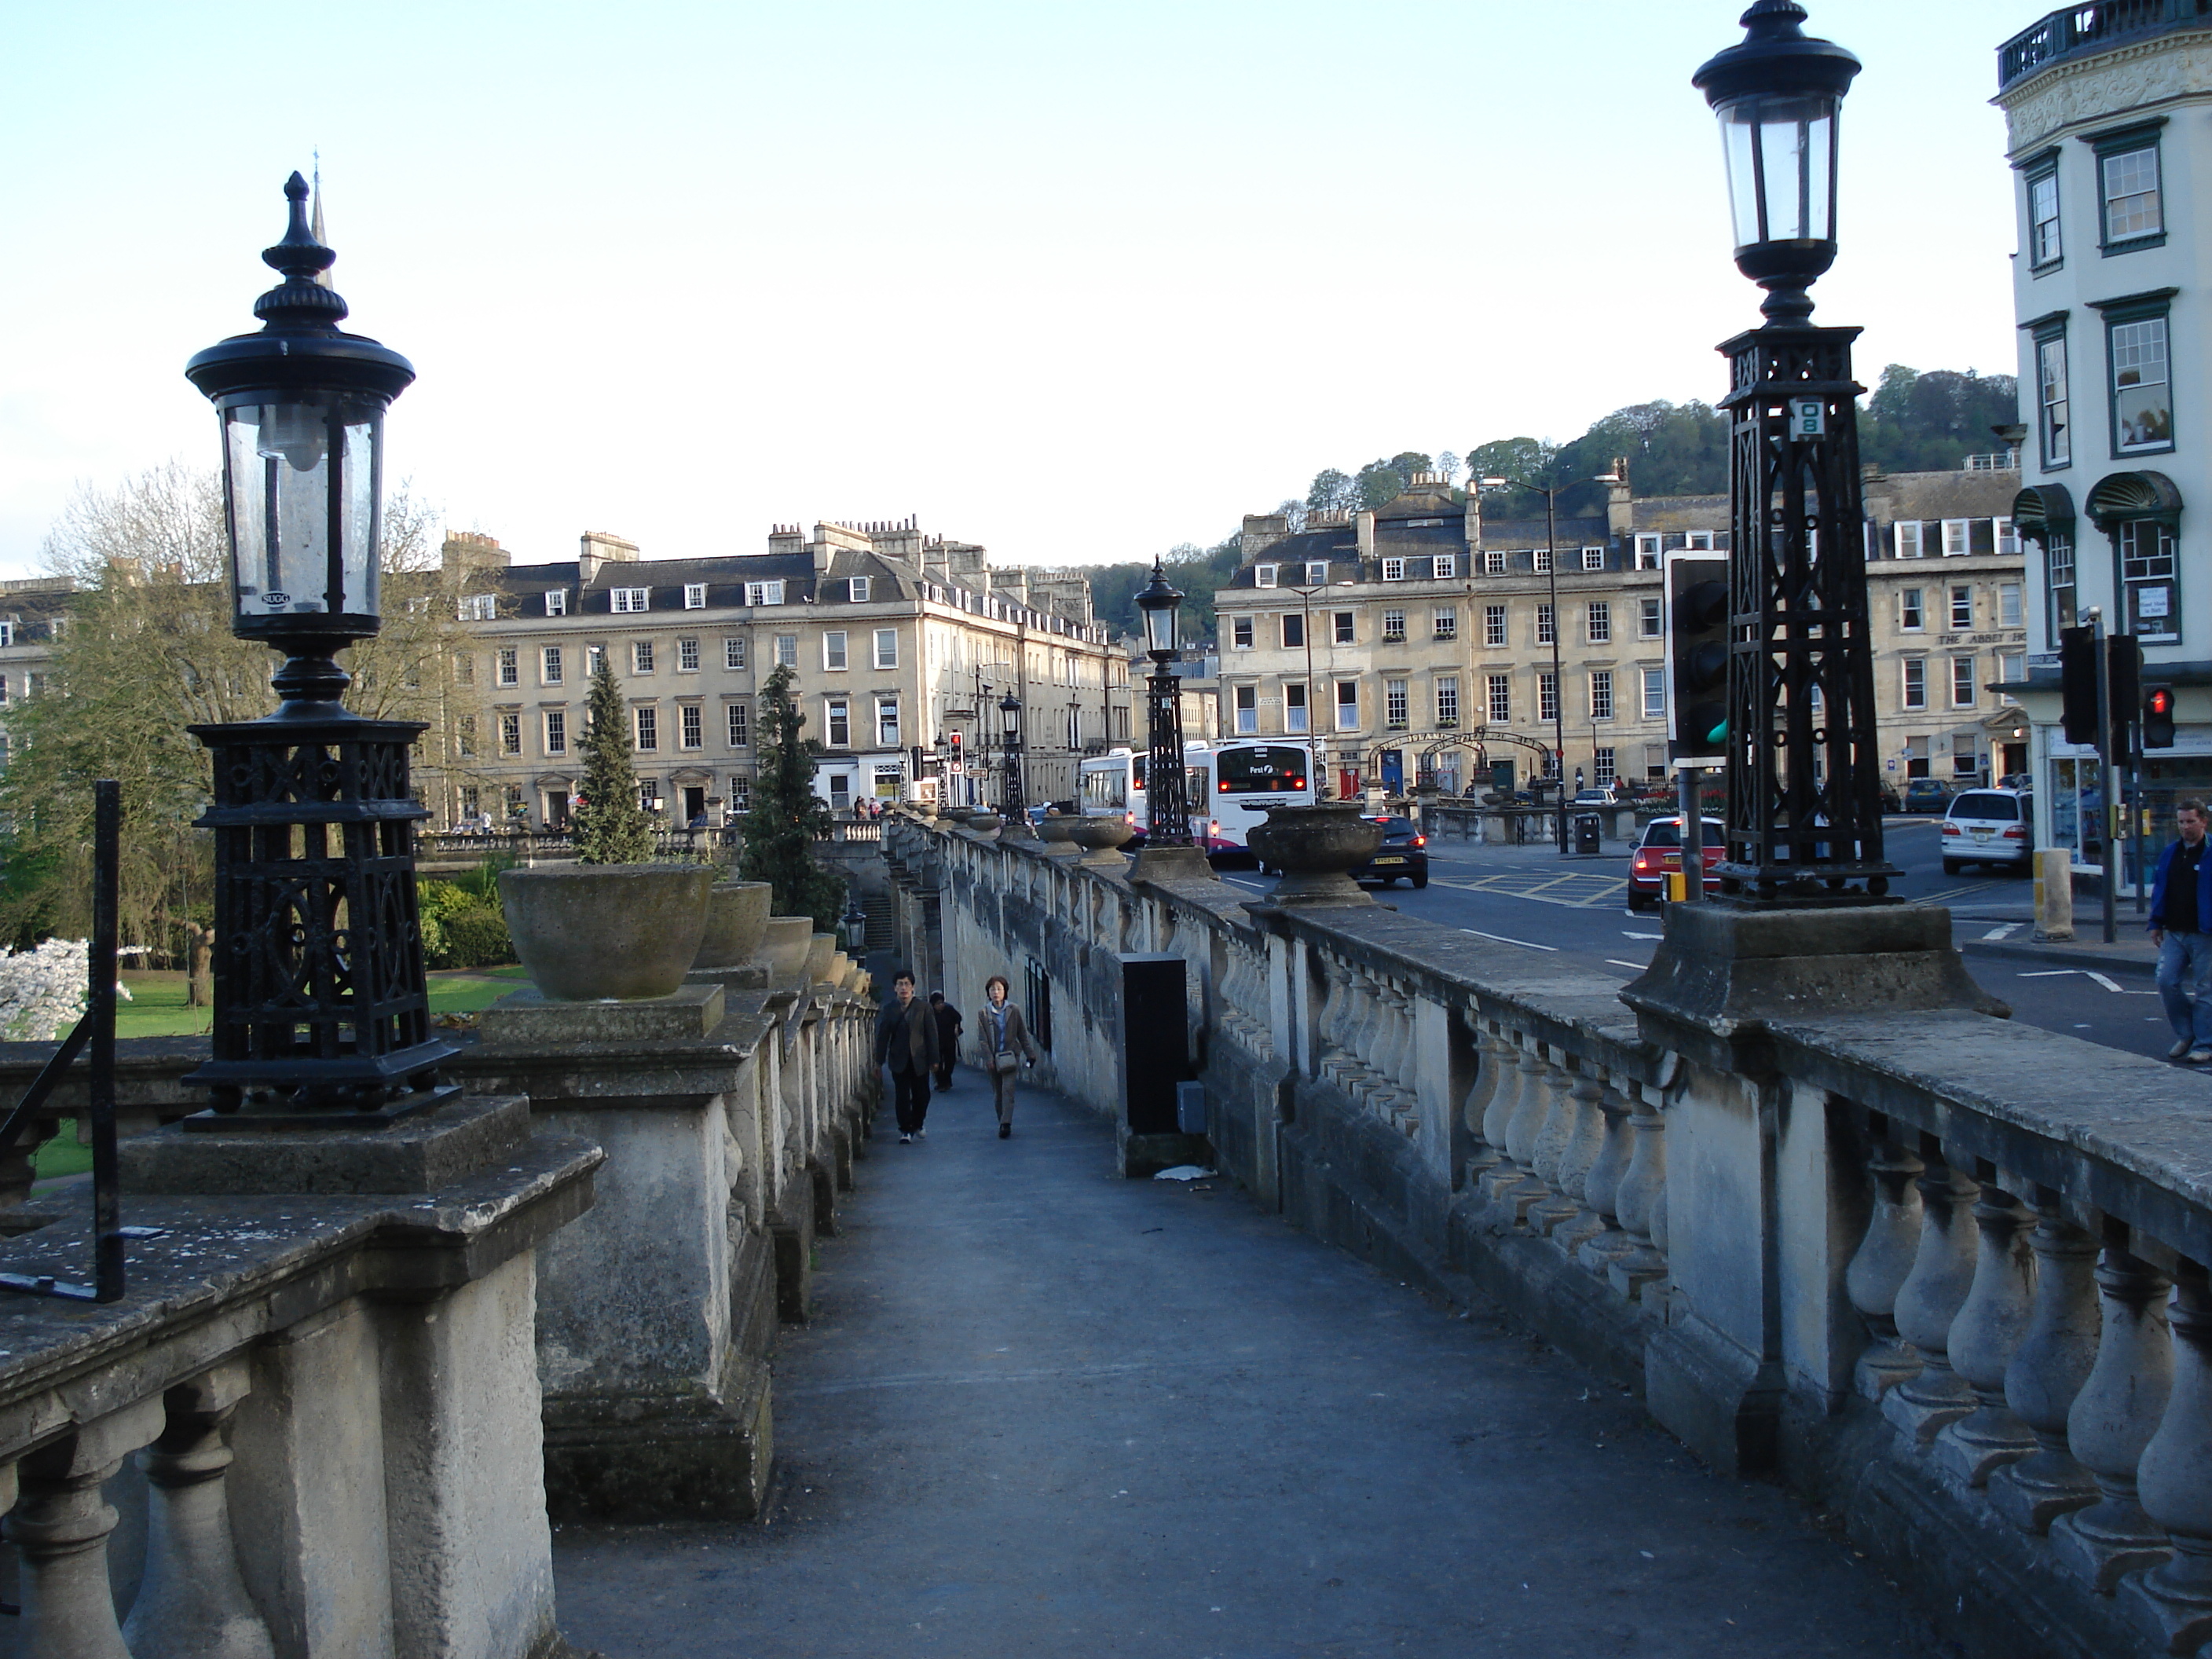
1214,816,2188,1075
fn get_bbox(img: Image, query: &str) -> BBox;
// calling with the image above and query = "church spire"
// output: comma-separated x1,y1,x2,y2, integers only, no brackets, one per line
309,149,333,290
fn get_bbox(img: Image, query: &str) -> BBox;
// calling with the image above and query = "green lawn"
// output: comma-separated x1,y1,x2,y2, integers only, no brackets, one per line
113,967,528,1039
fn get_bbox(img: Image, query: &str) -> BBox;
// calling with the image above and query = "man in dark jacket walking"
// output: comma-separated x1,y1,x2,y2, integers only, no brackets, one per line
873,969,940,1142
2150,799,2212,1064
928,991,963,1092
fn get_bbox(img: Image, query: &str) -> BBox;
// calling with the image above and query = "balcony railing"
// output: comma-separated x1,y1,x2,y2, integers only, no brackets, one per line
1999,0,2212,90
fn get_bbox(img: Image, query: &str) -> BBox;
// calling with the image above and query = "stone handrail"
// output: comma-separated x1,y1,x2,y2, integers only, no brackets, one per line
883,804,2212,1657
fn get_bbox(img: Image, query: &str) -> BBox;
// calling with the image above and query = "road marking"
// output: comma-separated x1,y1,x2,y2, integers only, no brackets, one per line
1223,877,1268,890
1924,882,2000,903
1605,960,1648,970
2020,969,2136,994
1431,872,1628,910
1459,928,1558,952
1980,924,2022,940
1622,931,1664,941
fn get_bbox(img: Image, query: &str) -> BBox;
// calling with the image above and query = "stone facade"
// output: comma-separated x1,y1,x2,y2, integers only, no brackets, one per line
437,522,1132,830
1211,468,2026,800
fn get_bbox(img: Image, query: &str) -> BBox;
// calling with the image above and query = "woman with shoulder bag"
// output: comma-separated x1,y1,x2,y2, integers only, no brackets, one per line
976,974,1037,1139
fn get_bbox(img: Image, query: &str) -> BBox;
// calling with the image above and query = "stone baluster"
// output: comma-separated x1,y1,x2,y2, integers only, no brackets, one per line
1316,967,1357,1087
1933,1174,2041,1485
2051,1248,2174,1593
1502,1044,1551,1172
1990,1203,2103,1533
1462,1024,1510,1180
1539,1070,1610,1256
1478,1029,1525,1170
1573,1077,1638,1273
1377,980,1419,1131
122,1360,276,1659
1533,1068,1603,1240
2119,1258,2212,1651
1606,1085,1668,1301
1881,1141,1981,1444
1844,1130,1925,1400
7,1393,167,1659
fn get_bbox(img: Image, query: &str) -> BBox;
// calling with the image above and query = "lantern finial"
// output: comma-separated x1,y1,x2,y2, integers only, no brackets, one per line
254,172,349,329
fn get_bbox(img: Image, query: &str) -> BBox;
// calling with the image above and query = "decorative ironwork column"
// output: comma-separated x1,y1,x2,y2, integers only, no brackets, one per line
1716,324,1895,902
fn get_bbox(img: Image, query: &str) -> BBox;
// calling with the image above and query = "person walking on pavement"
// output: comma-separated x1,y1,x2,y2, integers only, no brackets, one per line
873,969,940,1143
929,991,963,1093
978,973,1037,1139
2150,798,2212,1064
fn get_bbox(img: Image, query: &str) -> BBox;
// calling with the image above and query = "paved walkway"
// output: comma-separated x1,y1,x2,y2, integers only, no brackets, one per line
551,1081,1941,1658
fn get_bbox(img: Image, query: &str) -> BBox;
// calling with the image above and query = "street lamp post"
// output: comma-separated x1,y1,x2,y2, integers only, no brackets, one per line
181,173,455,1121
1290,584,1323,784
1130,559,1215,881
1478,477,1577,853
1694,0,1895,904
998,692,1033,837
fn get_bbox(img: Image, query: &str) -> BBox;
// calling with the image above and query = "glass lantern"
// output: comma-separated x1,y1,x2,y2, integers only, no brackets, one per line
1136,559,1183,663
1694,2,1860,313
187,173,414,670
217,395,385,634
999,693,1022,740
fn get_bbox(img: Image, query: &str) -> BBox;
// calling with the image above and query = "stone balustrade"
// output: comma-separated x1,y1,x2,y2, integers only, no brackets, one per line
885,805,2212,1659
0,1101,599,1659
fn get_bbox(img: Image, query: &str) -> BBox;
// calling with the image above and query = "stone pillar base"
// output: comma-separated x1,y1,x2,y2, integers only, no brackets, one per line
1129,845,1218,884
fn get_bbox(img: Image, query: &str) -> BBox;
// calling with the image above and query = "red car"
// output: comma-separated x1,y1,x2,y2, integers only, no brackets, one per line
1627,816,1725,912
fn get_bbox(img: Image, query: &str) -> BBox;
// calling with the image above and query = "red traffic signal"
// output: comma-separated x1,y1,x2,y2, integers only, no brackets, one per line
2146,685,2177,749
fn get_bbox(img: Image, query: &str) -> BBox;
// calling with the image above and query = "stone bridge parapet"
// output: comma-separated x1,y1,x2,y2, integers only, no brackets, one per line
883,805,2212,1659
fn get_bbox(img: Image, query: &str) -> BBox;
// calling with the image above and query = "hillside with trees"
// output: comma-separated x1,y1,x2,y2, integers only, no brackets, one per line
1087,365,2018,642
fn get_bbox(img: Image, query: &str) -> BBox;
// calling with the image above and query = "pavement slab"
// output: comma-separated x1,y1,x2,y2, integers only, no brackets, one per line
551,1079,1943,1658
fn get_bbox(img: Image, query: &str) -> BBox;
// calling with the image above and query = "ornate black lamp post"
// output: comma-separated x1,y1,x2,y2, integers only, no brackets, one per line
998,692,1034,837
1694,1,1895,904
1136,560,1193,848
180,174,455,1122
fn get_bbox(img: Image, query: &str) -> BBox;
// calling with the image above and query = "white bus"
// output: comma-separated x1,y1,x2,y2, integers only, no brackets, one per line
1080,742,1318,857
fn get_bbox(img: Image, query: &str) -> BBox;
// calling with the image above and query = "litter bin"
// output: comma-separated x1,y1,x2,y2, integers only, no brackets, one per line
1573,813,1602,855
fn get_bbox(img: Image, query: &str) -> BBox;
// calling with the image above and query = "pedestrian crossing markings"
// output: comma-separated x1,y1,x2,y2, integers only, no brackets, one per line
1430,872,1627,909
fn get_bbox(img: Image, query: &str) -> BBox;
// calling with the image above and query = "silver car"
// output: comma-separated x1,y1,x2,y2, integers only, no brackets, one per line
1941,788,2033,874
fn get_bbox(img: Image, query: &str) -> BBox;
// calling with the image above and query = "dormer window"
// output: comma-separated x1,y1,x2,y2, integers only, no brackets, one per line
459,594,497,621
1304,562,1327,585
745,580,786,606
612,588,650,613
545,590,566,616
1580,548,1605,571
850,577,871,602
1255,565,1279,588
1433,555,1457,579
1634,533,1661,569
1381,558,1405,582
683,583,707,610
0,622,15,648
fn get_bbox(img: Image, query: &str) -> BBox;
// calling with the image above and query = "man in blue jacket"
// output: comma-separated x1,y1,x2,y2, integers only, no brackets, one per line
2148,799,2212,1063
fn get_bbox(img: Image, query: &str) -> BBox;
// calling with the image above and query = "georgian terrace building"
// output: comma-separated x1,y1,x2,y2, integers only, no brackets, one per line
1998,4,2212,883
435,522,1129,829
1211,467,2027,802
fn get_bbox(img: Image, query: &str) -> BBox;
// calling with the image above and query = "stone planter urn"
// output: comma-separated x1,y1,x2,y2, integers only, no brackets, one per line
1246,804,1381,906
500,862,718,1000
691,879,772,972
944,806,976,824
965,813,1004,834
1038,814,1081,855
805,932,837,984
760,915,815,980
1067,817,1135,866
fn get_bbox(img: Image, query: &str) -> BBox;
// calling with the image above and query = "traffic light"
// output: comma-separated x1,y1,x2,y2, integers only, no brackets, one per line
1664,552,1730,760
949,731,965,774
2146,685,2177,749
2058,624,2098,746
2109,633,2142,757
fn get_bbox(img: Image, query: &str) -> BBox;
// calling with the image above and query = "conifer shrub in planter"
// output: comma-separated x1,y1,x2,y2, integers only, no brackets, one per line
500,657,712,1000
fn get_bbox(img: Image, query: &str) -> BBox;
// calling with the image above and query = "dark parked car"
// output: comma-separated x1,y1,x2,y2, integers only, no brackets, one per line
1903,778,1952,814
1627,816,1725,911
1352,815,1429,888
1877,782,1903,815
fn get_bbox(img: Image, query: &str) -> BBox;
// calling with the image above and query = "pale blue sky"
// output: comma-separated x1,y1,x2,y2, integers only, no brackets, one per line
1,1,2036,577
